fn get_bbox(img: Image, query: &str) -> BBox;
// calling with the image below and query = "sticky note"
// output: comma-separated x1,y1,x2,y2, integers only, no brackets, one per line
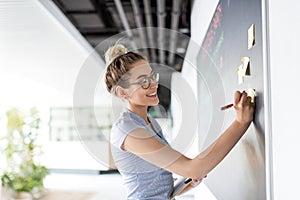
241,57,250,75
247,88,256,103
248,24,255,49
237,57,251,84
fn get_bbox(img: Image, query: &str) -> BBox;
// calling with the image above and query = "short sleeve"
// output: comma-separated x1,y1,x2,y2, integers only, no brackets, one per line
110,112,146,150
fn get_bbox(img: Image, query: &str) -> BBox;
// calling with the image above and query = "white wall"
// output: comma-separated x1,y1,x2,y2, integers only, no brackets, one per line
190,0,219,48
0,0,105,108
188,0,219,199
0,0,107,171
268,0,300,199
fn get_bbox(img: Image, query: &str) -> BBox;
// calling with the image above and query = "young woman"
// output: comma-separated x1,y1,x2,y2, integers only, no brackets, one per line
104,44,255,199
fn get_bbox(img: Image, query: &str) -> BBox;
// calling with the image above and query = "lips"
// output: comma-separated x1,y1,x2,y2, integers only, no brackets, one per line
146,92,157,97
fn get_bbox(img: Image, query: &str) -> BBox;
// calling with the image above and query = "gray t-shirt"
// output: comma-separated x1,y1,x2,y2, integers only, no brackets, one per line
110,109,174,199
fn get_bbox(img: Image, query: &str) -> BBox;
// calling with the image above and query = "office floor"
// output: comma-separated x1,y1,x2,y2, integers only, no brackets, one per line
44,173,126,200
1,173,215,200
43,172,196,200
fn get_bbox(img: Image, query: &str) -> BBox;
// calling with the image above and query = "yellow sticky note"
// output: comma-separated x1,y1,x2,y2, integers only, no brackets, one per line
247,88,256,103
241,57,250,76
248,24,255,49
237,57,251,84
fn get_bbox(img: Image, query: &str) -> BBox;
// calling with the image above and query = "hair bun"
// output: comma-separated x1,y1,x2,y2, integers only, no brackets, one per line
105,44,128,65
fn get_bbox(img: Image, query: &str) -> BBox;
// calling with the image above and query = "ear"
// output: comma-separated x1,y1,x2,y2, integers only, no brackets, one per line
115,86,128,99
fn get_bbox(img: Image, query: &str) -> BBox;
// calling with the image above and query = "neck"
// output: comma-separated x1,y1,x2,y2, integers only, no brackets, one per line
127,103,149,124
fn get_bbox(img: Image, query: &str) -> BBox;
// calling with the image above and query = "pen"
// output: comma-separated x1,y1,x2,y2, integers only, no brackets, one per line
184,178,192,184
220,103,234,111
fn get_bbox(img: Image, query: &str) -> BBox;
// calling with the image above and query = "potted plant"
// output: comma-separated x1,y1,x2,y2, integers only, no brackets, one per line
0,108,49,200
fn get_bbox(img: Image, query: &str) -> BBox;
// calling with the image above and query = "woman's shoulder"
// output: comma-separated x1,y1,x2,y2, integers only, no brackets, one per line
112,110,146,134
110,110,148,148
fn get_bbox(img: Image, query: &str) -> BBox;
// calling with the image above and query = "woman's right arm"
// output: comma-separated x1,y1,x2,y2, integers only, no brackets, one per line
166,118,252,179
123,91,255,179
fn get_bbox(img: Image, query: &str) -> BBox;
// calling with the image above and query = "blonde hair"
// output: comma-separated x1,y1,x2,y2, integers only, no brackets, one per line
104,44,146,94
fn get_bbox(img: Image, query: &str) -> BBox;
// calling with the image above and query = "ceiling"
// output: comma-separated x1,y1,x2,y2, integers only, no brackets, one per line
52,0,193,70
50,0,193,112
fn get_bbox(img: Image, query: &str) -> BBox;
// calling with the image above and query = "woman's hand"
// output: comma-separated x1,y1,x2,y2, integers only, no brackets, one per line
190,178,202,187
190,175,207,187
233,90,255,125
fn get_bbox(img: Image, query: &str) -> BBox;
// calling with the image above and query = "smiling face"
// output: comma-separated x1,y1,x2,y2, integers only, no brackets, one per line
118,60,159,109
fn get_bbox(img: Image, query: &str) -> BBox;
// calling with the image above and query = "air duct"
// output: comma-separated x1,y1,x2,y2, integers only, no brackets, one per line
143,0,157,62
131,0,149,57
114,0,137,50
168,0,182,65
157,0,166,64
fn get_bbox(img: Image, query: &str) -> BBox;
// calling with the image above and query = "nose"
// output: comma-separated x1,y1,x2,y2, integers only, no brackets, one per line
150,81,158,89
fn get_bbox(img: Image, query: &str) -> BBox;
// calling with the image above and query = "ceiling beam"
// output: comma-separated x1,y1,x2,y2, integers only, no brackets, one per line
65,10,96,14
90,0,115,28
80,27,119,35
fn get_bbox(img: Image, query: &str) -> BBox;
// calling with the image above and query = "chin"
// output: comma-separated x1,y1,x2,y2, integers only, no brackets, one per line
149,99,159,106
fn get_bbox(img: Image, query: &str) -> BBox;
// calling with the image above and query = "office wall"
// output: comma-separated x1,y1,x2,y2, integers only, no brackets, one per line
0,0,108,171
268,0,300,199
189,0,271,199
0,0,105,108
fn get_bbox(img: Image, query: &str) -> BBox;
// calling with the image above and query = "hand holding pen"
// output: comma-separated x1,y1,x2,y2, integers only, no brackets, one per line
222,90,256,125
221,88,256,111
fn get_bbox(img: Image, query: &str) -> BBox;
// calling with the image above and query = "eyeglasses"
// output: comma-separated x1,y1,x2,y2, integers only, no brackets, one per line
129,72,159,89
